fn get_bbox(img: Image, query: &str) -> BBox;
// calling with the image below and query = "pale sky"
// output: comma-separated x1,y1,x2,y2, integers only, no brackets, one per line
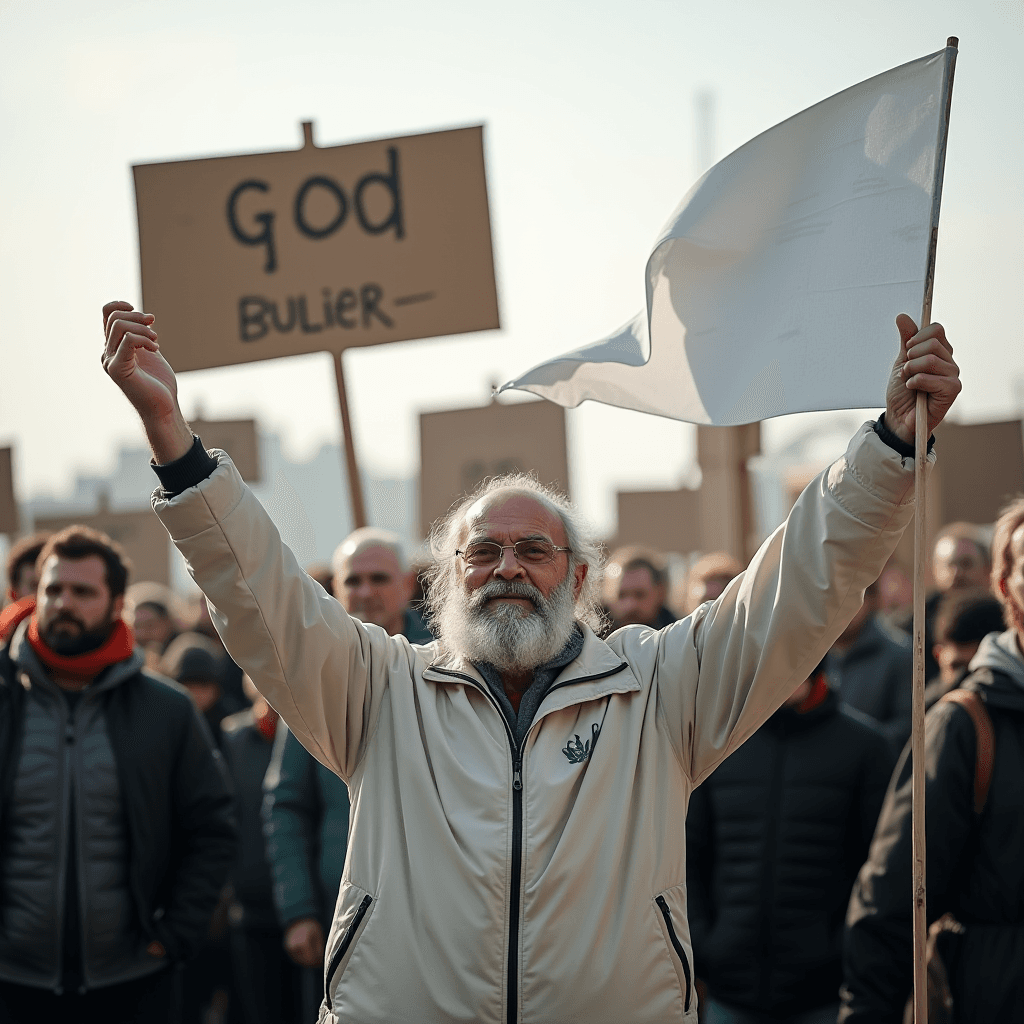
2,0,1022,537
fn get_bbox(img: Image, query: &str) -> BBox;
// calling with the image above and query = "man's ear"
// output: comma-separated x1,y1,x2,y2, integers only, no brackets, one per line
573,562,588,601
932,642,943,664
113,594,125,621
5,588,14,604
402,570,416,604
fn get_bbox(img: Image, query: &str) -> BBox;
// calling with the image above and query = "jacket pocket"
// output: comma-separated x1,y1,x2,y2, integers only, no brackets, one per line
324,887,374,1012
654,889,692,1014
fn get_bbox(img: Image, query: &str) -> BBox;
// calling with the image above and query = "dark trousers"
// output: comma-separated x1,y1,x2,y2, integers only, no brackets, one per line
229,926,304,1024
0,966,181,1024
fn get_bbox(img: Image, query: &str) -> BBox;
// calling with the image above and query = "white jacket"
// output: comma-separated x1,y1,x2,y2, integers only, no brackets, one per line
153,423,924,1024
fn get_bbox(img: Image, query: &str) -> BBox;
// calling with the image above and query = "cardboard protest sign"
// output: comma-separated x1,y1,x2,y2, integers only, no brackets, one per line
189,418,260,482
609,487,702,556
0,448,17,536
419,399,569,537
931,419,1024,526
34,498,171,586
135,126,499,371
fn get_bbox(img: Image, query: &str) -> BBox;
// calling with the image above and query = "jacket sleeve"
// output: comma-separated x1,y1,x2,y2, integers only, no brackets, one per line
654,423,925,784
262,725,324,927
838,702,977,1023
152,452,412,781
160,701,238,960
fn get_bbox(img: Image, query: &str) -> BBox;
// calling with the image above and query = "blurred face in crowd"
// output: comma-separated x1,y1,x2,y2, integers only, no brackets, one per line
9,561,39,603
335,545,412,637
132,603,175,650
933,639,982,690
436,493,585,674
933,536,989,593
1003,524,1024,641
692,572,732,606
836,589,877,646
184,678,222,713
37,555,122,655
610,566,665,628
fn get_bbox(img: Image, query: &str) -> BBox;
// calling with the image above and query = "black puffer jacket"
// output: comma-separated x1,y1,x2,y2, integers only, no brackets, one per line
687,686,893,1016
841,631,1024,1023
0,631,237,977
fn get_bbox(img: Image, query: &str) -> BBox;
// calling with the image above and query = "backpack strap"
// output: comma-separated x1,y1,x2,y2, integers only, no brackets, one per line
940,689,995,814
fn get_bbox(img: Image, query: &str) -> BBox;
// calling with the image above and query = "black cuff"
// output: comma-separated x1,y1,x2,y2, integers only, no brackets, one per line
873,414,934,460
152,435,218,498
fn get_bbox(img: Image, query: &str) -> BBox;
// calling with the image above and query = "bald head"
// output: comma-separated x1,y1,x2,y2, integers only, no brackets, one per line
332,529,413,636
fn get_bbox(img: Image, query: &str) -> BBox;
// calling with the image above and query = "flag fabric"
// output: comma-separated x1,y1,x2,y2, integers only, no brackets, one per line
500,49,952,425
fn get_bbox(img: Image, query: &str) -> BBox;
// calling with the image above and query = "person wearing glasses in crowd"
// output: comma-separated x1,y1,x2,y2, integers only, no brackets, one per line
101,298,960,1024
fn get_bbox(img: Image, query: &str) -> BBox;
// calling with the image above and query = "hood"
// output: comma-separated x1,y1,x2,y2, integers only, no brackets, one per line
969,630,1024,692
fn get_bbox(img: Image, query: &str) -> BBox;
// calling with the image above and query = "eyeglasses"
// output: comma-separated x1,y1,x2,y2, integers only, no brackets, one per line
455,540,571,567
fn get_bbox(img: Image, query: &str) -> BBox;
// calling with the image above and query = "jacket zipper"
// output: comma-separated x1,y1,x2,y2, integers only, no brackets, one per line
325,893,373,1010
655,895,692,1012
425,661,628,1024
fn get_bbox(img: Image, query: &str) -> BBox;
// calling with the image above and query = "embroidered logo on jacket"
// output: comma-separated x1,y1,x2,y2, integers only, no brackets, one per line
563,722,601,763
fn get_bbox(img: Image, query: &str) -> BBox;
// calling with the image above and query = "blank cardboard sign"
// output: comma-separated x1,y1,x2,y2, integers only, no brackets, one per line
419,400,569,537
134,126,499,372
189,418,260,482
34,502,171,587
0,448,17,535
610,487,703,555
932,419,1024,526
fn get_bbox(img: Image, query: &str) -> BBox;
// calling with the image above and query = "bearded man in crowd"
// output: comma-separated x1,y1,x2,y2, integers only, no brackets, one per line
102,298,960,1024
0,526,235,1024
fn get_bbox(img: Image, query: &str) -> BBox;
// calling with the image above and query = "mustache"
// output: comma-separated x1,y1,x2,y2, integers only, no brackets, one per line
49,612,86,631
471,580,544,610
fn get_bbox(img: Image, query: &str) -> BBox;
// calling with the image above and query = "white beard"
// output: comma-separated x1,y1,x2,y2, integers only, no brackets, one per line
437,575,577,673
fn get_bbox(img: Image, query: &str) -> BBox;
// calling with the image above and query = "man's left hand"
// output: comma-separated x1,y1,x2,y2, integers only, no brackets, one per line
885,314,961,445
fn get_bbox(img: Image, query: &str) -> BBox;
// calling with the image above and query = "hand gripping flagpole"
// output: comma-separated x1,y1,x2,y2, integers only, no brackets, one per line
911,36,958,1024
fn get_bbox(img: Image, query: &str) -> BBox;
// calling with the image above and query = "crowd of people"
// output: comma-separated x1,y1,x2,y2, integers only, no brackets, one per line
0,302,1020,1023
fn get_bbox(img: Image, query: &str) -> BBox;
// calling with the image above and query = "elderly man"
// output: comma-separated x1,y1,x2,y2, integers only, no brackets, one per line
102,298,959,1024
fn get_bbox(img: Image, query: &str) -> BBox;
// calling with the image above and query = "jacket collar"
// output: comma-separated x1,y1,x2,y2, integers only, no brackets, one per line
423,623,634,711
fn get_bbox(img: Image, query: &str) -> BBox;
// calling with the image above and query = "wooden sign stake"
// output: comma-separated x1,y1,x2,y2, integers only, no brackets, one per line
333,349,368,530
911,36,958,1024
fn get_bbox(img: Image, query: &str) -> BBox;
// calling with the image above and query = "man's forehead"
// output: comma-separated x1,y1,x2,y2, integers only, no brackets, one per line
1010,523,1024,560
935,536,982,562
342,545,402,577
462,492,566,543
40,554,107,586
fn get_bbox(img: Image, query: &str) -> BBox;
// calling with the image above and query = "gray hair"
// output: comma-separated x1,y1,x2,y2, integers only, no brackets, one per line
332,528,407,576
422,474,607,634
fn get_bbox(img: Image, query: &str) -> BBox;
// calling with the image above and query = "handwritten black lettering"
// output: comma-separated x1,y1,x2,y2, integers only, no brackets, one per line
298,296,323,333
237,284,396,342
360,284,393,328
335,289,357,328
227,181,277,273
355,147,404,240
294,176,348,240
239,297,269,341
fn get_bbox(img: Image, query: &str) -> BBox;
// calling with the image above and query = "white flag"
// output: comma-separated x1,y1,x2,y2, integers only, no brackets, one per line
500,49,952,425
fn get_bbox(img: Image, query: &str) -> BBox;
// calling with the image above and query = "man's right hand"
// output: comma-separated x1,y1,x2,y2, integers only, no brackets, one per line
284,916,325,968
101,300,194,464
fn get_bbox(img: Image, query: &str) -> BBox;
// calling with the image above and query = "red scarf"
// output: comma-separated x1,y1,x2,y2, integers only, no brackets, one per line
0,595,35,643
795,671,829,714
3,596,135,677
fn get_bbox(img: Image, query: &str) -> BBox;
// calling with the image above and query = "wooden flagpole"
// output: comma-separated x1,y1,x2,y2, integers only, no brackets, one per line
911,36,958,1024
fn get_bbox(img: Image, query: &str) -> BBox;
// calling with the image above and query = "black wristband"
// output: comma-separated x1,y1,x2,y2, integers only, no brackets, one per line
152,435,218,498
873,414,934,459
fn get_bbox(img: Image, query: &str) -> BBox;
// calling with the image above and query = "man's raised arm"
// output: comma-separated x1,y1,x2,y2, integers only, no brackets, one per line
656,313,961,782
101,300,404,781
